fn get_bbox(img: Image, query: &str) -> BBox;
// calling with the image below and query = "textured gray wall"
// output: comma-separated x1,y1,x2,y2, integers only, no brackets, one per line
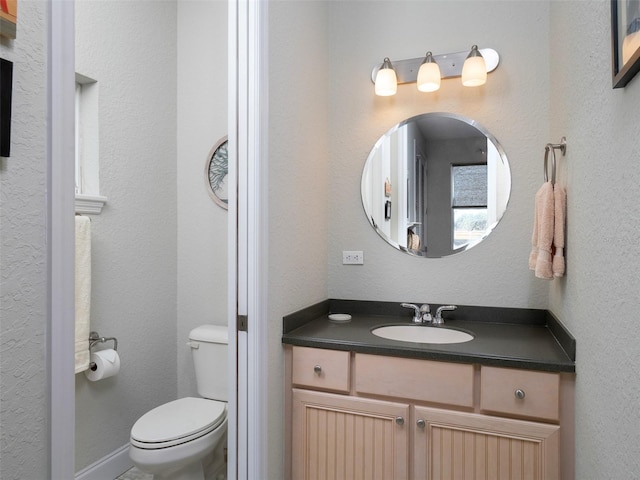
0,1,49,478
326,1,550,308
4,2,640,478
549,1,640,477
268,2,331,478
267,1,550,478
176,0,228,400
74,1,178,471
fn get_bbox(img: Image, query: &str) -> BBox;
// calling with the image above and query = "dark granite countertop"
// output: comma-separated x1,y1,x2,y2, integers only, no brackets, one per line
282,299,576,373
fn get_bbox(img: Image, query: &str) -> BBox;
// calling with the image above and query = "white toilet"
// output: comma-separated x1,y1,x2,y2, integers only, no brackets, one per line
129,325,228,480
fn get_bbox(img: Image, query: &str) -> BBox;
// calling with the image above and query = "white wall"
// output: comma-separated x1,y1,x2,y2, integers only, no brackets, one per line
317,2,640,473
0,1,49,478
73,0,228,470
1,0,227,476
5,1,640,478
268,1,331,477
549,1,640,476
326,1,550,307
268,1,640,477
176,0,228,399
74,0,178,470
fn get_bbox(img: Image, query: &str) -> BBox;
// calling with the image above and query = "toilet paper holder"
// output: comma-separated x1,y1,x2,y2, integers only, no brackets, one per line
88,331,118,371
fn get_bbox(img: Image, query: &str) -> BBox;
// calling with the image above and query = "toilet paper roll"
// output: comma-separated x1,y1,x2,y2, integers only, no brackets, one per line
85,349,120,381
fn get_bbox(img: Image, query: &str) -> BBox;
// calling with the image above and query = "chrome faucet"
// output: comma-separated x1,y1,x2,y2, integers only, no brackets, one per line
433,305,457,325
401,303,432,324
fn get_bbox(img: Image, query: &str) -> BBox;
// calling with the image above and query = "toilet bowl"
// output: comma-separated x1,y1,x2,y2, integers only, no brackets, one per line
130,325,228,480
129,397,227,480
130,397,227,480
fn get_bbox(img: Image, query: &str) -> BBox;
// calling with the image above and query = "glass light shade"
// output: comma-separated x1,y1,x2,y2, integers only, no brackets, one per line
375,68,397,96
462,55,487,87
375,58,397,96
417,62,441,92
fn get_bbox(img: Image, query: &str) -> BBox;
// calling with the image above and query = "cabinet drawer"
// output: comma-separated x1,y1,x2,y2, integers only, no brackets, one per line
481,366,560,422
292,346,350,393
355,353,474,407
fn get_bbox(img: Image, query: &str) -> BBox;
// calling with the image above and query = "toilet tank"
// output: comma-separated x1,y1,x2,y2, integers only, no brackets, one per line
188,325,228,401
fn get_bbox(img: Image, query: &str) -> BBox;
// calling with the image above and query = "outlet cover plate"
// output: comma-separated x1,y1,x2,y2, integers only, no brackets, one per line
342,251,364,265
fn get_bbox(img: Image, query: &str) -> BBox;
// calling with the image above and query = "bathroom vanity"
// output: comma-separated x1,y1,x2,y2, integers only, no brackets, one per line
282,300,575,480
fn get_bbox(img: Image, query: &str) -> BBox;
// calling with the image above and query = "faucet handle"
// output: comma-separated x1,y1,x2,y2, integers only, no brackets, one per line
400,303,422,323
434,305,457,324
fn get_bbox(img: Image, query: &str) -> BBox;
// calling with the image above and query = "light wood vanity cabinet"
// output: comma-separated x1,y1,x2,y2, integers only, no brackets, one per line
287,346,573,480
292,347,351,393
413,406,560,479
292,389,410,480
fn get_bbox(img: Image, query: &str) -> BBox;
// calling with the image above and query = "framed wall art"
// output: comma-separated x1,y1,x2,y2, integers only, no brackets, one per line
205,136,228,210
0,0,17,39
611,0,640,88
1,58,12,157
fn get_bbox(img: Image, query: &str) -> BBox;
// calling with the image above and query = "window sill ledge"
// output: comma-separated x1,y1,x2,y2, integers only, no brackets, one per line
75,194,107,215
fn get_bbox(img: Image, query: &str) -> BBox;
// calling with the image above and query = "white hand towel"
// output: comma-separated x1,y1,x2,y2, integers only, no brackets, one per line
75,216,92,373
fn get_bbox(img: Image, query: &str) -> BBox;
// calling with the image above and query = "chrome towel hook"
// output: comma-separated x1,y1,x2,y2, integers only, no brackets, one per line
544,136,567,184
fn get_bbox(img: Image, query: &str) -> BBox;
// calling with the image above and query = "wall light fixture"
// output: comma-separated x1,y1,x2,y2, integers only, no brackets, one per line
374,57,397,96
417,52,441,92
372,46,499,96
461,45,487,87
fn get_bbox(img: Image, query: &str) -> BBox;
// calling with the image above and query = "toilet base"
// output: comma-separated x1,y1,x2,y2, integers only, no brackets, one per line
204,435,227,480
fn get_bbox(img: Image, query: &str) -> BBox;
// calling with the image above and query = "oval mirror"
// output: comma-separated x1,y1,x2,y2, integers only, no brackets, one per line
361,112,511,257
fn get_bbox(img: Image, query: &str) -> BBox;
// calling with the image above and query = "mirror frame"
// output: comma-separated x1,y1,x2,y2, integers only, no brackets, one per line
205,135,229,210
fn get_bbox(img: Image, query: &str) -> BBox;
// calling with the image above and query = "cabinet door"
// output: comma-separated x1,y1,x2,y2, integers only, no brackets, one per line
292,389,410,480
414,406,560,480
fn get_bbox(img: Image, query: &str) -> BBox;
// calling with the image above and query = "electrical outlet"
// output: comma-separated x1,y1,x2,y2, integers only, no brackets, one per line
342,250,364,265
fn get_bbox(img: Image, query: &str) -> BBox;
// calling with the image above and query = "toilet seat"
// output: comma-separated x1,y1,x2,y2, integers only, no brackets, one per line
131,397,226,450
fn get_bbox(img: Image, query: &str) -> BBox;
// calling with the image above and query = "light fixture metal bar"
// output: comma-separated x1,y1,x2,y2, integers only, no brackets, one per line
370,48,499,84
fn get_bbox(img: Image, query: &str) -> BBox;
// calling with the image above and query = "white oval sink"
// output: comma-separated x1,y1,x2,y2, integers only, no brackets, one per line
371,325,474,344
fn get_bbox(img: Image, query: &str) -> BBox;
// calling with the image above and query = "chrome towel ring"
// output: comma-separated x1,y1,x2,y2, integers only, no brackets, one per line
544,137,567,184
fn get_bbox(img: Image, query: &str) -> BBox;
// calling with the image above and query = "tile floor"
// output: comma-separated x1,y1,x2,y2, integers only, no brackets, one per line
115,467,152,480
115,466,227,480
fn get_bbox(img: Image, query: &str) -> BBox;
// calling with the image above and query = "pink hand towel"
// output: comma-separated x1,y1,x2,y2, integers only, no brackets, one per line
552,184,566,277
529,182,554,279
528,200,539,269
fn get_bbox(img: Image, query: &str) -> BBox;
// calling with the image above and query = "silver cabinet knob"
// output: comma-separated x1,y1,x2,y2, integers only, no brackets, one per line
515,389,526,399
313,365,322,375
416,419,426,428
395,416,405,426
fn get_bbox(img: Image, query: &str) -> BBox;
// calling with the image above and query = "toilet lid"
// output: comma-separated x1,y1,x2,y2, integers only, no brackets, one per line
131,397,226,447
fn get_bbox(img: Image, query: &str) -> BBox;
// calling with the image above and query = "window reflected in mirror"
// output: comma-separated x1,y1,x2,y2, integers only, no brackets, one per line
452,164,488,250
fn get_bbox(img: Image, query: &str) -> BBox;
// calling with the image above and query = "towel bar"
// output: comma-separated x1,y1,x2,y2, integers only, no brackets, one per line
88,331,118,371
544,137,567,184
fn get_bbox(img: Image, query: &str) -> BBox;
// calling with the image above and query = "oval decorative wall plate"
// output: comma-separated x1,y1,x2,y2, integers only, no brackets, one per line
205,136,228,210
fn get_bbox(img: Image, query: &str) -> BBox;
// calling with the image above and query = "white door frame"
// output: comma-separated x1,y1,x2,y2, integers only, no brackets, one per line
228,0,269,478
47,0,269,478
48,1,76,478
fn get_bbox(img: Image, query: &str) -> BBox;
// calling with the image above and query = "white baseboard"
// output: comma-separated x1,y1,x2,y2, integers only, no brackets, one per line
75,444,133,480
